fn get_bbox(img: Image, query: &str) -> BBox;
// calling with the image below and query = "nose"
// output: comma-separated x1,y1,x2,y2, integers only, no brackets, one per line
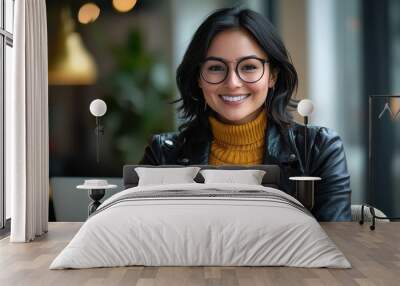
224,68,243,89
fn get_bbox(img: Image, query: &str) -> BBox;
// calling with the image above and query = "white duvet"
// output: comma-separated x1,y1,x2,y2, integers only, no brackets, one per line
50,183,351,269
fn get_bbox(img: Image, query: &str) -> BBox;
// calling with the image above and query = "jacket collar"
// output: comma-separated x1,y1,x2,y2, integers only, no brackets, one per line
263,119,293,164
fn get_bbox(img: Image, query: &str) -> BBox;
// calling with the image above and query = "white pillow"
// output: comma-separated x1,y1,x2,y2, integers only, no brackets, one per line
200,169,266,185
135,167,201,186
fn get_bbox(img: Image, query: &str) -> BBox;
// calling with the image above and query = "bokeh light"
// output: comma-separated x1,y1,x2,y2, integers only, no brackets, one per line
112,0,137,13
78,3,100,24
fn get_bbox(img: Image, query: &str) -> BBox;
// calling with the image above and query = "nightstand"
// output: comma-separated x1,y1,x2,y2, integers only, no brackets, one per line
77,180,117,216
289,176,321,210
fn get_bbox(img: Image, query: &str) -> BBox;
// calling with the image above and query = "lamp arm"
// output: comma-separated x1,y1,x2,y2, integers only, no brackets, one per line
304,116,308,176
96,117,100,164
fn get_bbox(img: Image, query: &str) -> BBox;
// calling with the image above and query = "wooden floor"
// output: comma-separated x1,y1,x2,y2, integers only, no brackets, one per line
0,222,399,286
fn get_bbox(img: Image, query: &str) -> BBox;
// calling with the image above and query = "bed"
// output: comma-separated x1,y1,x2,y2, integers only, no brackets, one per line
50,165,350,269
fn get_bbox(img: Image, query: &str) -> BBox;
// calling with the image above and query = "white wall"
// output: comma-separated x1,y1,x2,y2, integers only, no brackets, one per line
307,0,364,203
307,0,338,131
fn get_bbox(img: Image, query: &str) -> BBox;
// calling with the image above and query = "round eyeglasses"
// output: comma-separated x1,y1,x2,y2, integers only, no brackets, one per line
200,56,269,84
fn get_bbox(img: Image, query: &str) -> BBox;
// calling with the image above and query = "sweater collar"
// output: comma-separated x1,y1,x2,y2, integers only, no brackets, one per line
208,111,267,146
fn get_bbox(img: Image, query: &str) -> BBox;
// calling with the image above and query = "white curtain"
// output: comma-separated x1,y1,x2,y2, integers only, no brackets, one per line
7,0,49,242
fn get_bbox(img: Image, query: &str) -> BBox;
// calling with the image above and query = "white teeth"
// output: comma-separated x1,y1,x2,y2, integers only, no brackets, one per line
221,94,250,102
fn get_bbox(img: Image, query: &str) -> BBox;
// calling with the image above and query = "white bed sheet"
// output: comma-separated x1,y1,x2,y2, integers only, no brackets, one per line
50,183,351,269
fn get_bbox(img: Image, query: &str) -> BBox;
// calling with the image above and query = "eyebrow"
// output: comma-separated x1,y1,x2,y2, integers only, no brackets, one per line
204,55,262,62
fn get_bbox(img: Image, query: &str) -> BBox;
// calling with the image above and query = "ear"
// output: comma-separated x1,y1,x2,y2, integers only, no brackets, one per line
268,69,279,88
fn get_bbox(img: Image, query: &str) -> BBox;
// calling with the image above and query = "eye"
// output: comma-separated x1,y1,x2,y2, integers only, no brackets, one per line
208,65,226,72
240,64,258,72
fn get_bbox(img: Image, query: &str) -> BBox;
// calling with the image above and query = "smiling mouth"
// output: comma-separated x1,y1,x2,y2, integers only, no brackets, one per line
219,94,251,103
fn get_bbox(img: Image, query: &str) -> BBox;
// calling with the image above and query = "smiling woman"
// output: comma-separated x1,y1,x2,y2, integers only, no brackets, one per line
139,6,352,222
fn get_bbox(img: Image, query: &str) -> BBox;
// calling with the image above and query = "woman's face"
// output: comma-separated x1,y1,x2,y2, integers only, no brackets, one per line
199,28,276,125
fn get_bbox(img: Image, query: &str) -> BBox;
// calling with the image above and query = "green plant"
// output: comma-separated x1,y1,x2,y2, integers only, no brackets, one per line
103,30,174,163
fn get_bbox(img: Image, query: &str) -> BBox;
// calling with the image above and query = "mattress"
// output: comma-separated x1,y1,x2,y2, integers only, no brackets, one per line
50,183,351,269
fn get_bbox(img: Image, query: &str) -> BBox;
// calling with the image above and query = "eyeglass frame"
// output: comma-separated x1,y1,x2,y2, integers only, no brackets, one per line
199,55,269,84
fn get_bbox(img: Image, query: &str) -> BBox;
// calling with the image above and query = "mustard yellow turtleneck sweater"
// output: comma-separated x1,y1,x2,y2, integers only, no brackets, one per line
208,112,266,165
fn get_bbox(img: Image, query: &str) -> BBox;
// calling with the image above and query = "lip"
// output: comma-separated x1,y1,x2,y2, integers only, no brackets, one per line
219,94,251,105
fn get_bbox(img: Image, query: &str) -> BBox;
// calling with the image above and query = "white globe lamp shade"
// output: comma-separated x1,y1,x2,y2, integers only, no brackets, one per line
90,99,107,117
297,99,314,117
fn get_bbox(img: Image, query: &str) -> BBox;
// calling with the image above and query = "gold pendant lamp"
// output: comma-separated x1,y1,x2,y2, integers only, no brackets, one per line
48,7,97,85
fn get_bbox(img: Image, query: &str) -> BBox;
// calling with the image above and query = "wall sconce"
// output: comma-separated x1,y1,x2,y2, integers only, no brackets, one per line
89,99,107,163
289,99,321,210
297,99,314,175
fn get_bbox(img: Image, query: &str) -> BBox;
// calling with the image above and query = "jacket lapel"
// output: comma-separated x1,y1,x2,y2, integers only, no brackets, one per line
178,125,211,165
263,120,305,172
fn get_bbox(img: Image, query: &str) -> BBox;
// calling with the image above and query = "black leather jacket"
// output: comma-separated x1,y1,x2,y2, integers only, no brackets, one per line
140,119,352,221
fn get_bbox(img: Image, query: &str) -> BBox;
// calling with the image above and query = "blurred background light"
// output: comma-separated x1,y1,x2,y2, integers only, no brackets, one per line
48,7,97,85
78,3,101,24
112,0,137,13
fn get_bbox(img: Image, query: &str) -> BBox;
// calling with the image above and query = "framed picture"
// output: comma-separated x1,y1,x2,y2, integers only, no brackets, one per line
368,95,400,217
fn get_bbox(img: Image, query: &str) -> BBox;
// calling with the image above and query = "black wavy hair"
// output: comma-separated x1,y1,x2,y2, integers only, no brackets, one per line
175,6,298,135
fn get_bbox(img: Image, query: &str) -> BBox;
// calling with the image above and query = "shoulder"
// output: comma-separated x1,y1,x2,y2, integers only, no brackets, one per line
289,122,347,167
142,121,210,165
148,132,182,152
139,132,183,165
291,123,348,173
290,122,343,147
313,126,345,153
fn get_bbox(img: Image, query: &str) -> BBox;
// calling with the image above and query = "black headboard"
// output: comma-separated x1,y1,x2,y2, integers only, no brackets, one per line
123,165,281,189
